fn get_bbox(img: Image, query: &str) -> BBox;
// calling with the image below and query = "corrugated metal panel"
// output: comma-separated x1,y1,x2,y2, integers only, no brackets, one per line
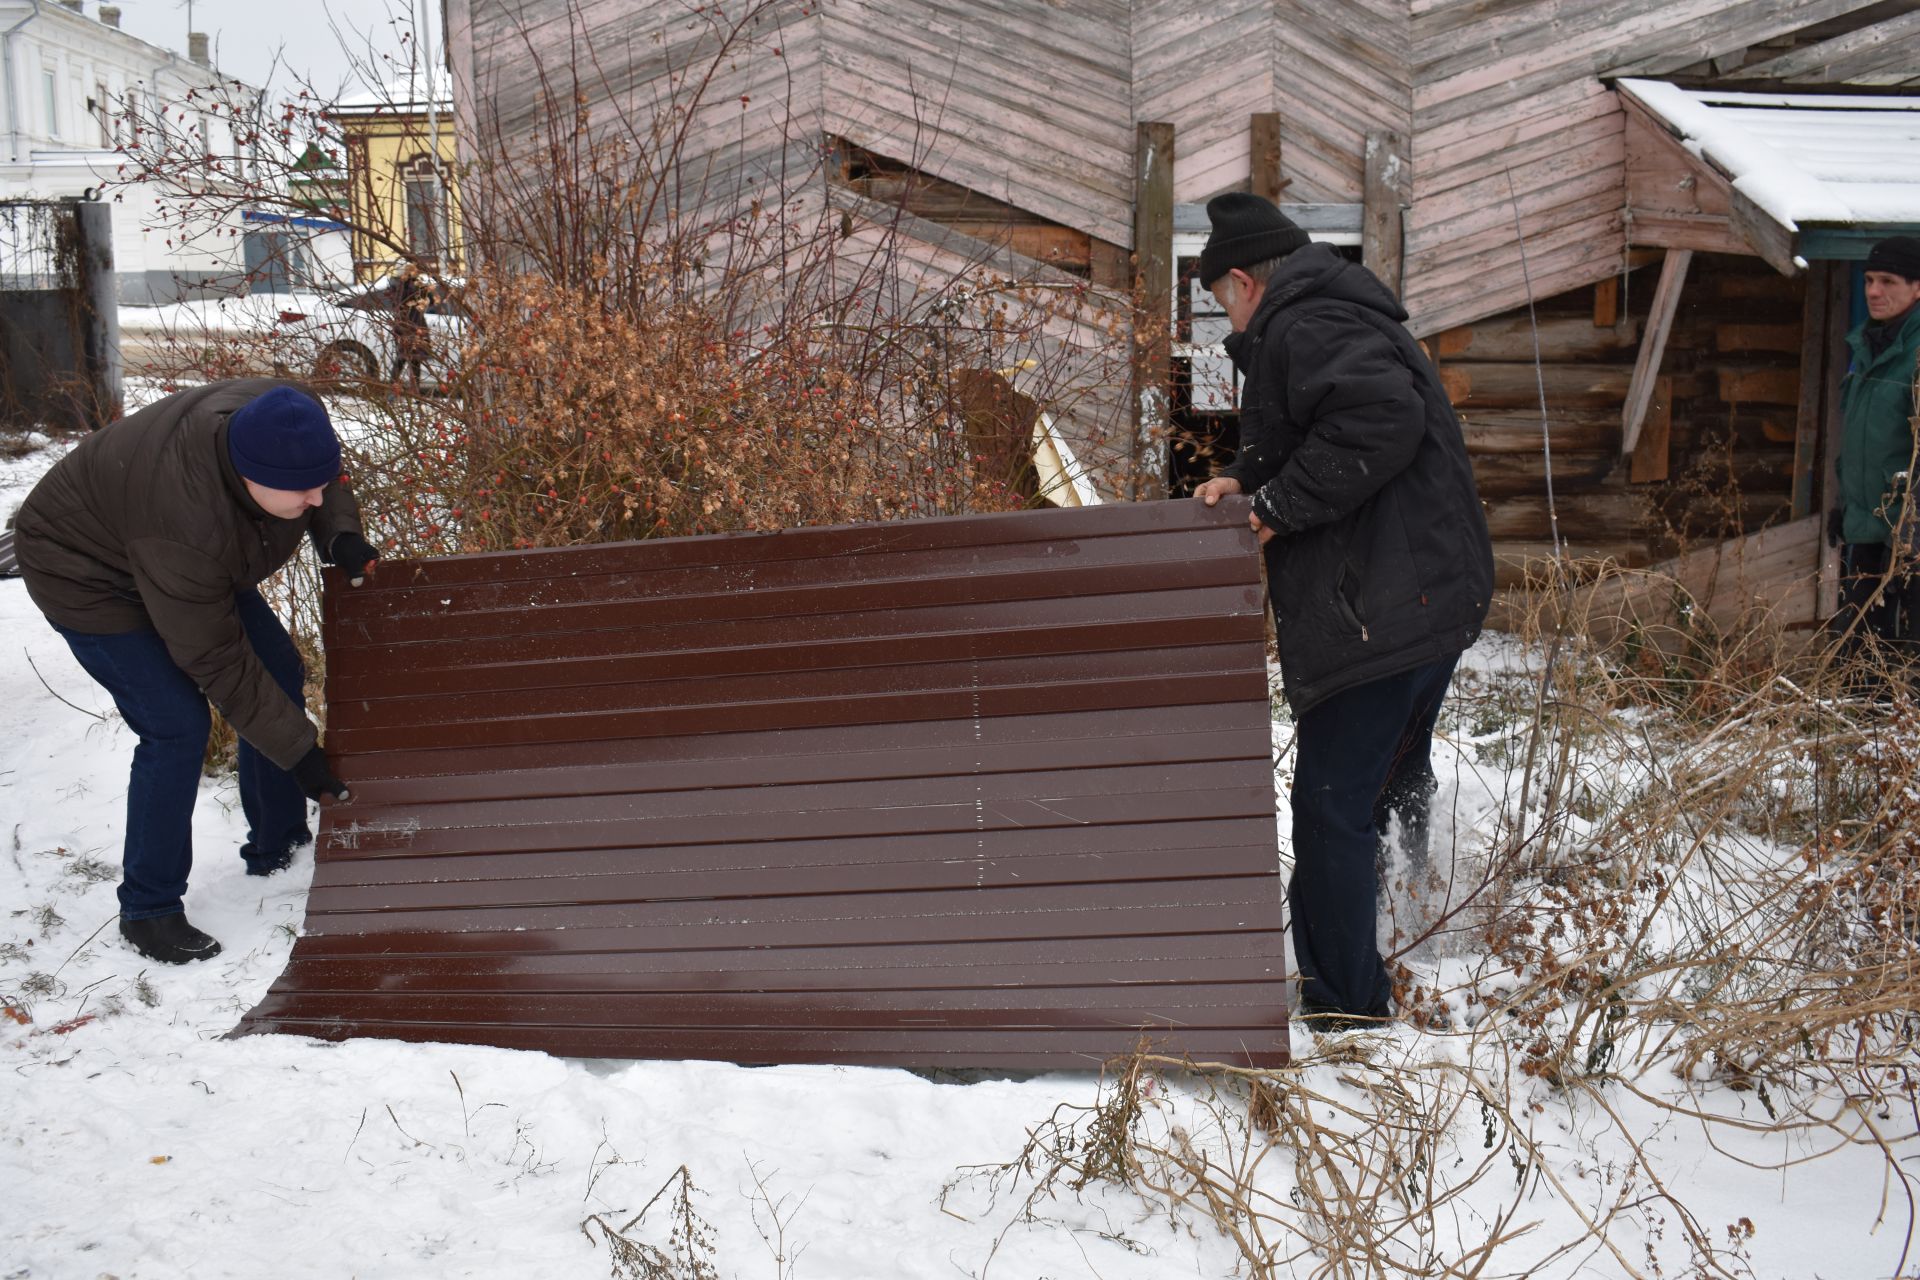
237,499,1291,1068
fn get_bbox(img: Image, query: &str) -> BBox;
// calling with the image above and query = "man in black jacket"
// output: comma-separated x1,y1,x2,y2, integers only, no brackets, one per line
1193,194,1494,1027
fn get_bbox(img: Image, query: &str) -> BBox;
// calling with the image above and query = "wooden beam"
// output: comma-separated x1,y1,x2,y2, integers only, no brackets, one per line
1593,276,1620,328
1818,261,1848,618
1250,113,1284,203
1362,130,1409,298
1729,187,1801,278
1790,268,1830,519
1621,248,1692,456
1436,315,1641,363
1630,376,1672,484
1132,121,1175,503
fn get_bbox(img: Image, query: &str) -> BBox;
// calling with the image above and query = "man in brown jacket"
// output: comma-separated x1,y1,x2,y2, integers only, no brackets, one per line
14,379,378,963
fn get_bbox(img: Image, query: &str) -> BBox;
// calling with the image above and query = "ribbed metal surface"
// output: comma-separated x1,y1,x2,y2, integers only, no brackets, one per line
237,498,1290,1068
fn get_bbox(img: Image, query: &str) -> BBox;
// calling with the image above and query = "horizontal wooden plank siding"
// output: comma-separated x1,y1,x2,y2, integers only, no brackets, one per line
1274,0,1414,203
823,0,1135,245
1400,0,1887,334
1133,0,1273,201
237,500,1291,1068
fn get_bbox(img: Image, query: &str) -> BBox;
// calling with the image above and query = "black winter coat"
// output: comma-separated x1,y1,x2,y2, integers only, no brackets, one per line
1219,244,1493,714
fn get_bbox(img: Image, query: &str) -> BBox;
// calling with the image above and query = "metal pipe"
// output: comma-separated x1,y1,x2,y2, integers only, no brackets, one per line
3,1,44,166
418,0,450,265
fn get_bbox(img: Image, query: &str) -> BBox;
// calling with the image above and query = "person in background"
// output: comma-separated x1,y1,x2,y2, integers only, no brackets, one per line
389,260,433,390
1828,236,1920,655
12,381,378,964
1191,193,1494,1030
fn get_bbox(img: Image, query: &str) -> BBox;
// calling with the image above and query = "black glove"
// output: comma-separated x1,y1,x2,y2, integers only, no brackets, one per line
291,746,350,803
325,531,380,587
1827,506,1847,549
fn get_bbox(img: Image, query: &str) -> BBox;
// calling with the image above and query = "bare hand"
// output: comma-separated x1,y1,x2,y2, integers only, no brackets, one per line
1249,510,1276,546
1193,476,1243,507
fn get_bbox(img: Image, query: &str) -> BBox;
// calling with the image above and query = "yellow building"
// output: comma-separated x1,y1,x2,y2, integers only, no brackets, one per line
326,68,462,280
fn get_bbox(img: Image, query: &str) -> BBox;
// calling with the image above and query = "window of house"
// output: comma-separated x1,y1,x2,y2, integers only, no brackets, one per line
400,153,444,263
90,82,112,146
42,70,58,139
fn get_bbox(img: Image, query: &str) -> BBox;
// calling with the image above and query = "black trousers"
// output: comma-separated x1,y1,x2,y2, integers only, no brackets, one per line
1290,655,1459,1018
1835,542,1920,650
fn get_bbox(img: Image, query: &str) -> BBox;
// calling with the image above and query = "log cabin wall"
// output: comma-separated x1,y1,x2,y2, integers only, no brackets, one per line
1436,254,1807,592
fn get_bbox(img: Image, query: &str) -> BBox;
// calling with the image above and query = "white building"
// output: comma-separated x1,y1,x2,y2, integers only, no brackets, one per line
0,0,314,303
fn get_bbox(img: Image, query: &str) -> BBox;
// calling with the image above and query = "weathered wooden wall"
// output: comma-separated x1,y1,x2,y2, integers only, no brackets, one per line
1134,0,1273,202
822,0,1136,246
452,0,827,216
1399,0,1892,336
1272,0,1414,204
453,0,1906,345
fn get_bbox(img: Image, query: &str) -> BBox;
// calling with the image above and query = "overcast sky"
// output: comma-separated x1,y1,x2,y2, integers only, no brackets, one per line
105,0,443,100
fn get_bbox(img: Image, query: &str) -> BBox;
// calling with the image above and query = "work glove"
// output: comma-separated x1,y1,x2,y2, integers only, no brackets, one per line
291,746,351,803
1827,506,1846,549
325,531,380,587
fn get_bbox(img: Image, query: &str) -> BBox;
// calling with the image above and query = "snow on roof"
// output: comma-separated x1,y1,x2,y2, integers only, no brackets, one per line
1617,79,1920,231
328,66,451,115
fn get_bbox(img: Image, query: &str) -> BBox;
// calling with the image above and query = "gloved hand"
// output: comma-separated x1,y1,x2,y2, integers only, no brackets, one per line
291,746,350,803
1827,506,1847,549
325,531,380,587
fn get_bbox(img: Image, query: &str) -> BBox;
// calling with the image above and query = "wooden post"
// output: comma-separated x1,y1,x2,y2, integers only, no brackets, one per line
1629,376,1672,484
1621,248,1692,455
1250,113,1284,203
1593,276,1620,329
1790,264,1831,520
1818,261,1850,619
1132,121,1175,502
1362,131,1408,297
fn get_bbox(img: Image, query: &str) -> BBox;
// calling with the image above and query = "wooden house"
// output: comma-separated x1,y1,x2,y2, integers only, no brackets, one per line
445,0,1920,629
326,67,464,281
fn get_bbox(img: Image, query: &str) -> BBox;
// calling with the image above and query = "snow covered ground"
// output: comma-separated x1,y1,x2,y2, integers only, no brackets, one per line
2,411,1914,1279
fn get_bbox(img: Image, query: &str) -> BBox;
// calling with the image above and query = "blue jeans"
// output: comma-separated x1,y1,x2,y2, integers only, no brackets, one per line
1290,655,1459,1017
52,589,313,920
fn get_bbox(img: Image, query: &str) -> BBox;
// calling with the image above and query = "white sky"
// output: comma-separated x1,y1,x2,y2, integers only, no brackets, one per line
101,0,444,101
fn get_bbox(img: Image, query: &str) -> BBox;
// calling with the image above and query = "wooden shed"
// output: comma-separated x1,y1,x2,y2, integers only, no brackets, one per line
445,0,1920,629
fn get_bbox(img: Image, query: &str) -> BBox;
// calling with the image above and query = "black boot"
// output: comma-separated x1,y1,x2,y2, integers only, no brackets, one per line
120,914,223,964
243,849,294,877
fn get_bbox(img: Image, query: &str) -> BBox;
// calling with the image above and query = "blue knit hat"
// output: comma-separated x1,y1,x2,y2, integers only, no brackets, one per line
226,387,341,491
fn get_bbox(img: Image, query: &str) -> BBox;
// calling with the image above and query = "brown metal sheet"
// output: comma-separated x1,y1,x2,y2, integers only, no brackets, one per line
237,498,1290,1067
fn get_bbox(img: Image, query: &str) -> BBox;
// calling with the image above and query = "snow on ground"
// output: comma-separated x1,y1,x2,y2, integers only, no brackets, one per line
2,420,1915,1279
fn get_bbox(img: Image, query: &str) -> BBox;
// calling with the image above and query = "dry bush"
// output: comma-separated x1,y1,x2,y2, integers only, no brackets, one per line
972,552,1920,1278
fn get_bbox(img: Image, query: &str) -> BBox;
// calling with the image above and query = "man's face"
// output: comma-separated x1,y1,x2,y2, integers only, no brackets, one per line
1209,269,1263,333
1864,270,1920,323
245,479,327,520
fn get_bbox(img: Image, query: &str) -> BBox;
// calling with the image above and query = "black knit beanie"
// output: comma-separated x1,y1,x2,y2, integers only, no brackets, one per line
1198,193,1312,288
1866,236,1920,282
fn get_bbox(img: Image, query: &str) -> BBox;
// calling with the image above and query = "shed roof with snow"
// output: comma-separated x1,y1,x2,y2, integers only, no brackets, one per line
1617,79,1920,263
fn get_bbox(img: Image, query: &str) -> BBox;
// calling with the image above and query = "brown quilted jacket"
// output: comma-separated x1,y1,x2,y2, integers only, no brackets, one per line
13,378,363,768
